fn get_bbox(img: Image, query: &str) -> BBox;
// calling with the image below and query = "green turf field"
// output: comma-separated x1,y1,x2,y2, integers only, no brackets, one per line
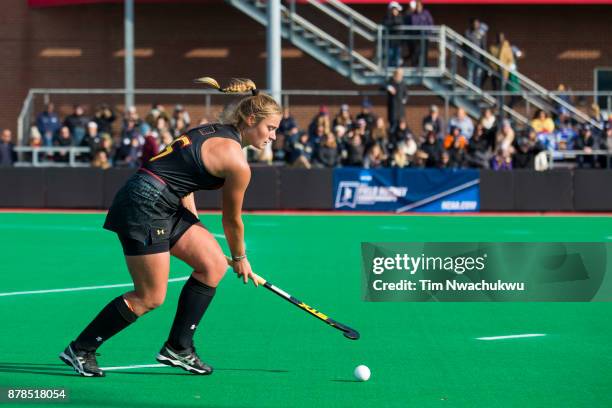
1,213,611,407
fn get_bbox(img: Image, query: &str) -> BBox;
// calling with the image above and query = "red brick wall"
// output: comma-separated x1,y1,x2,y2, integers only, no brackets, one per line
1,1,611,137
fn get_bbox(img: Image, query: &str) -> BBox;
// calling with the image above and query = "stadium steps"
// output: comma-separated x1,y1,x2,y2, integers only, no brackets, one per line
225,0,601,130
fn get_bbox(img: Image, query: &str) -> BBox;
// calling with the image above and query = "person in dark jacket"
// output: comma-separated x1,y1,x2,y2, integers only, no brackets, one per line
63,104,90,146
467,124,491,168
53,126,73,163
383,2,404,67
513,136,543,169
384,68,408,132
94,104,116,136
405,0,434,67
278,107,297,137
315,133,340,168
420,130,442,167
0,129,17,166
36,102,61,147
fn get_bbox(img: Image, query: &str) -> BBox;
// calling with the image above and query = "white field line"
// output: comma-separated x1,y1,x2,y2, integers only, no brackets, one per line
0,276,189,297
476,333,546,341
101,364,166,371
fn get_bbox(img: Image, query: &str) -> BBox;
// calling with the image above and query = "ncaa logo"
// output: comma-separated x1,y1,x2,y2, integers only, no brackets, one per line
335,181,360,209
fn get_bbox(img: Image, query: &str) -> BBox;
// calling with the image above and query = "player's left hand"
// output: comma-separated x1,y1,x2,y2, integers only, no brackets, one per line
232,258,259,287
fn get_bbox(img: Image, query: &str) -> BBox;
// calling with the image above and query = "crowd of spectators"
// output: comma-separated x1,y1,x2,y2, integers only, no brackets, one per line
253,103,612,171
7,102,200,169
2,100,611,171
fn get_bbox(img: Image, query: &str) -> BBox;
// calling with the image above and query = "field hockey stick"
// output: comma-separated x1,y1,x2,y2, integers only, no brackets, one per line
225,256,360,340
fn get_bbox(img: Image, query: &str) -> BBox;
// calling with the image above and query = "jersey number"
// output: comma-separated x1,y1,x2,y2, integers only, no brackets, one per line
149,135,192,162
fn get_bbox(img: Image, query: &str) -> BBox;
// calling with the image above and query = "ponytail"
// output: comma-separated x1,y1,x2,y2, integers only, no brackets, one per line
194,76,281,127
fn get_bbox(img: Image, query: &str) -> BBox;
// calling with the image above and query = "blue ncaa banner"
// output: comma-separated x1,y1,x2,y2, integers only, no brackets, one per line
333,168,480,213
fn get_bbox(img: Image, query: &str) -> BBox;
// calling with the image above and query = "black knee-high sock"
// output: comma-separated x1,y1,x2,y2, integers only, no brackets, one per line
73,296,138,352
167,276,216,351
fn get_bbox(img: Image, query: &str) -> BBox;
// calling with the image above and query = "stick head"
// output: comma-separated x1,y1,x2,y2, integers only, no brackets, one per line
343,330,360,340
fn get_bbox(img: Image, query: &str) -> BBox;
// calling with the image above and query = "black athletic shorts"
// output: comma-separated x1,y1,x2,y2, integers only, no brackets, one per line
103,169,202,256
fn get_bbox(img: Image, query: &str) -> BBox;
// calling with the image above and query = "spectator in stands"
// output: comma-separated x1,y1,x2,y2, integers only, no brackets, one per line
344,134,365,167
155,116,171,137
278,107,297,137
121,118,142,143
488,32,514,92
159,129,174,152
314,133,340,168
125,106,147,135
91,149,111,170
465,18,488,86
555,84,572,113
383,2,404,67
575,125,606,168
127,137,143,167
406,0,434,68
308,105,331,138
531,109,555,140
479,108,497,148
356,100,376,130
364,144,387,169
80,121,103,162
467,124,491,168
589,103,607,129
286,125,301,148
390,143,409,168
555,113,578,152
443,126,467,151
354,118,371,147
420,130,442,167
513,136,543,169
490,148,513,170
172,116,188,138
54,126,73,163
171,104,190,130
100,135,114,160
145,103,170,130
422,104,444,139
390,137,417,168
333,104,354,130
310,124,326,150
288,131,314,169
371,116,389,145
385,68,408,131
495,120,515,152
391,118,412,148
438,151,452,169
63,104,89,146
447,134,468,168
36,102,61,147
448,107,474,140
94,104,116,136
28,127,42,147
0,129,16,166
115,116,144,165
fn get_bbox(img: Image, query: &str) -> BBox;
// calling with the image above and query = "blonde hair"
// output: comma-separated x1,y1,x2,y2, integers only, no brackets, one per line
194,76,282,128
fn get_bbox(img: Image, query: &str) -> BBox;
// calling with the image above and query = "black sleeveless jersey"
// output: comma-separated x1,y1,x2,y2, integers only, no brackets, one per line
143,123,241,198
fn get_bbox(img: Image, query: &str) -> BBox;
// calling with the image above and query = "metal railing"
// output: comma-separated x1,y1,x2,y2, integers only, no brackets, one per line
546,150,612,169
14,146,91,167
275,0,604,129
18,88,612,146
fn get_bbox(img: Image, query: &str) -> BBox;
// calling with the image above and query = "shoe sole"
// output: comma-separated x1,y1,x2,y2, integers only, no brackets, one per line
59,351,104,377
156,354,212,375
